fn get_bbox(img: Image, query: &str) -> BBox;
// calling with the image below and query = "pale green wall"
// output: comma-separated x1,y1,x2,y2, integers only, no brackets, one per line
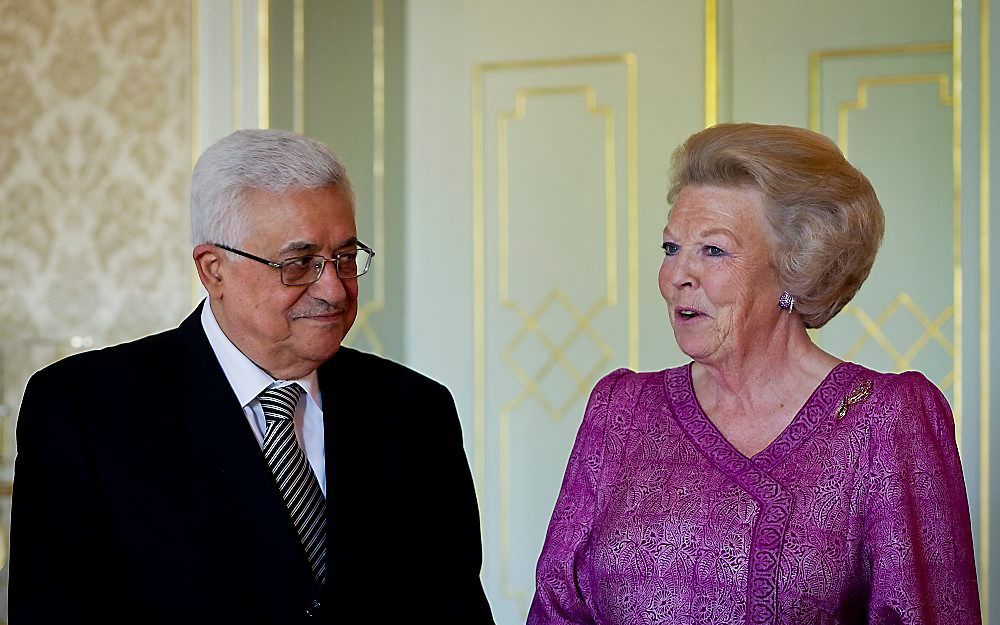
256,1,998,623
269,0,406,360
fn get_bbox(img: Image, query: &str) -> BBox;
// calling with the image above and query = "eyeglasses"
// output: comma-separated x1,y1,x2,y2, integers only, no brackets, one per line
213,242,375,286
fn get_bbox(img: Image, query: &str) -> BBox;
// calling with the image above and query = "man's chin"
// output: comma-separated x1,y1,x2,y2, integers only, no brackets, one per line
292,342,344,372
291,314,355,357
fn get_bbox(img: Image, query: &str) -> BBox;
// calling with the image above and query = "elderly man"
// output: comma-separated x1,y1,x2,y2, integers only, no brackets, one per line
10,130,493,624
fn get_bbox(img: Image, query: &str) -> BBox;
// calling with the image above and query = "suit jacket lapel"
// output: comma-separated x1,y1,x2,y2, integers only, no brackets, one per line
319,351,345,589
174,306,315,585
318,347,370,591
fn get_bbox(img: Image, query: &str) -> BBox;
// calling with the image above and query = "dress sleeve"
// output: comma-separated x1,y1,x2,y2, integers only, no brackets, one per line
527,369,630,625
864,371,981,624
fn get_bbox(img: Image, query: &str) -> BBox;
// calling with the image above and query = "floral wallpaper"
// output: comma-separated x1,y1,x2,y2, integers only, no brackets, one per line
0,0,192,614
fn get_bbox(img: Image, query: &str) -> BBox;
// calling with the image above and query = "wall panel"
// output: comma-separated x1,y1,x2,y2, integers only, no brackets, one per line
0,0,193,619
406,2,702,622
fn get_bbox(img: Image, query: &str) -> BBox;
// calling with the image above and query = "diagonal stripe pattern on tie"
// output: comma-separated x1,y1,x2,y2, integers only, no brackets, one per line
259,384,327,586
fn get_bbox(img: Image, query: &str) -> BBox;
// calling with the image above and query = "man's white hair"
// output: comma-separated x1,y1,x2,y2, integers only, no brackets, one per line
190,129,353,246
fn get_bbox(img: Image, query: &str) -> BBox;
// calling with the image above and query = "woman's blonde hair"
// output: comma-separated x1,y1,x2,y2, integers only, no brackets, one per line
668,122,884,328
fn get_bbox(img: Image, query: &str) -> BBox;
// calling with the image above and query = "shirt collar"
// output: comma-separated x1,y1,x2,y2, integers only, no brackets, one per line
200,300,322,410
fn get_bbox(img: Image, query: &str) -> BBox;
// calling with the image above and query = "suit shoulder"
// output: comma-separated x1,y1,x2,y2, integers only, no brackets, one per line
330,347,447,393
29,326,181,387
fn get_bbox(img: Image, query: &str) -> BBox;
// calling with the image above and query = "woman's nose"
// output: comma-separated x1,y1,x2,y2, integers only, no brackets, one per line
667,253,699,290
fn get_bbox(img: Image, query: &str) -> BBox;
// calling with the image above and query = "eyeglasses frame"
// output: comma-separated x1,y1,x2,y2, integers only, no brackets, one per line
212,241,375,285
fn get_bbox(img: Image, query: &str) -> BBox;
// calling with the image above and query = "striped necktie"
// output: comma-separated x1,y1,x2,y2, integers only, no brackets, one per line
258,384,327,586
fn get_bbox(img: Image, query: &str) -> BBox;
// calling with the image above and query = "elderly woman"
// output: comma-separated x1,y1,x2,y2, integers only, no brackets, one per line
527,123,980,624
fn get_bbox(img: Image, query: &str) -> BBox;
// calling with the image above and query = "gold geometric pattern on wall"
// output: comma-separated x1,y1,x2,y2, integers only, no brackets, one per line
809,41,959,424
837,73,953,157
498,288,614,610
501,289,614,420
841,294,953,389
834,74,954,393
472,54,637,620
808,42,952,131
472,53,638,501
497,85,618,421
481,66,635,616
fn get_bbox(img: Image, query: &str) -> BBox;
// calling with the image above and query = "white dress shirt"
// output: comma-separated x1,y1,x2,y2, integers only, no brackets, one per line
200,300,327,495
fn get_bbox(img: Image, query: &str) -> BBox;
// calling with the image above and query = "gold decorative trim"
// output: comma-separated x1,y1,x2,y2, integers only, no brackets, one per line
257,0,269,129
476,54,634,72
232,0,241,130
472,66,487,499
952,0,964,453
836,73,952,158
350,0,386,354
841,295,953,388
497,85,617,305
473,54,638,614
626,58,638,371
496,84,619,614
499,292,615,418
498,291,613,612
977,0,990,618
293,0,304,134
807,36,961,448
0,480,9,570
373,0,386,308
808,42,951,132
704,0,718,127
472,53,639,500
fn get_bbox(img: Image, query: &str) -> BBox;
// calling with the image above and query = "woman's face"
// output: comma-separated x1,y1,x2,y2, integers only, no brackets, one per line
659,185,783,365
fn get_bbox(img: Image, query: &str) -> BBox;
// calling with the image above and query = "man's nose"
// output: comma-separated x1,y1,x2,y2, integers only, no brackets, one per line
308,260,349,301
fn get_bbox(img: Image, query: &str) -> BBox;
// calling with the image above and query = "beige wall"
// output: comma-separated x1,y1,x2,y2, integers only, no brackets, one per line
0,0,192,617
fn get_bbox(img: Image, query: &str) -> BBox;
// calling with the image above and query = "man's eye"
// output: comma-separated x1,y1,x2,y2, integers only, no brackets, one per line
704,245,726,256
662,242,679,256
287,257,315,268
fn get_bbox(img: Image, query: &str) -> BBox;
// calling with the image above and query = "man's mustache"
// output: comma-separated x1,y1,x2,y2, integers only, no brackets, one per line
291,300,348,318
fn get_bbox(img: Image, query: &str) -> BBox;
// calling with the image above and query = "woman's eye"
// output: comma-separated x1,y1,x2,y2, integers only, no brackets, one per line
662,242,679,256
704,245,726,256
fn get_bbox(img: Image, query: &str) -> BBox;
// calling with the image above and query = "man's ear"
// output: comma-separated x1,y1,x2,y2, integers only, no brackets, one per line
193,244,224,298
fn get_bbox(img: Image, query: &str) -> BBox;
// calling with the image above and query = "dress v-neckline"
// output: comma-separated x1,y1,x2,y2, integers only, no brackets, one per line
661,361,865,623
673,361,860,470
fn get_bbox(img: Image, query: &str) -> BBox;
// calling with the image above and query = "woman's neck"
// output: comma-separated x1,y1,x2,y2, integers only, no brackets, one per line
692,317,840,412
689,317,842,457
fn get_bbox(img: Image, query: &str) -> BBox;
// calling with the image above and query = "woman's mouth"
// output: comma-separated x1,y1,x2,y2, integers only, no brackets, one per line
674,306,707,321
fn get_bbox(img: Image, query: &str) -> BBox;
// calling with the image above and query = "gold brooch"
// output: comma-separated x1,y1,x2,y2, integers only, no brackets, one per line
835,379,873,420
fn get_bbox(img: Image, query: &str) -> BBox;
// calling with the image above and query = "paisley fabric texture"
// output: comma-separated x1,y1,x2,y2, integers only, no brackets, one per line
528,363,980,625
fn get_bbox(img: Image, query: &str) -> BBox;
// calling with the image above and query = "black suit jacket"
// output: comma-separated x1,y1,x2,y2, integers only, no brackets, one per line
9,307,494,624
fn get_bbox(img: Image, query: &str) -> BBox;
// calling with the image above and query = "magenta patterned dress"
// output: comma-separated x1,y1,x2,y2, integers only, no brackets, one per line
528,363,980,624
